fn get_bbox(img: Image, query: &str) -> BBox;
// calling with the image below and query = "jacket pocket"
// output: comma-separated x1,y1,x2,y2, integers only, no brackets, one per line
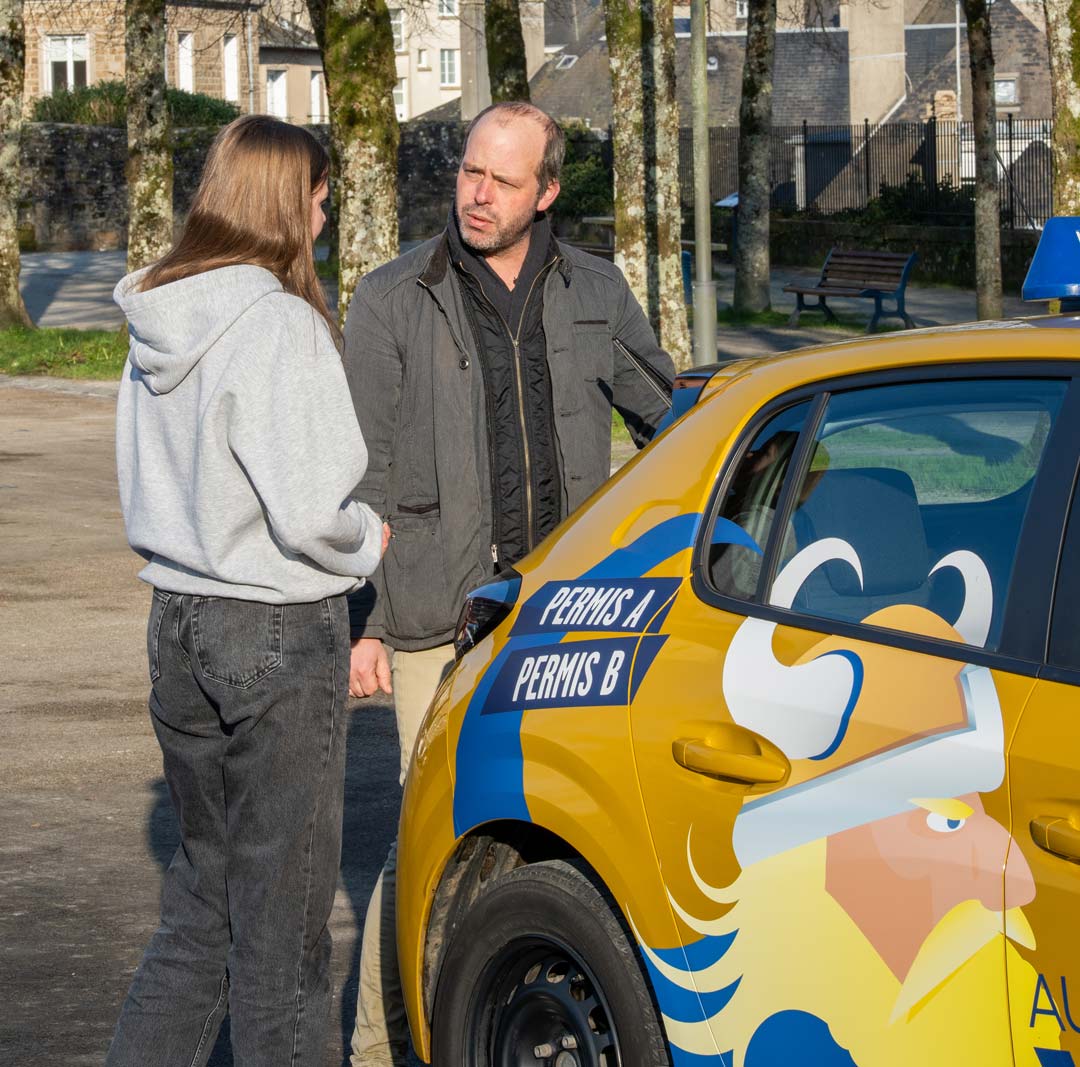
571,321,614,383
381,509,455,638
191,597,284,689
147,589,171,683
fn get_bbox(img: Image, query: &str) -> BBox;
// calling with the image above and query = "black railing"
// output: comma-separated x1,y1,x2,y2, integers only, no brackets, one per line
676,117,1054,229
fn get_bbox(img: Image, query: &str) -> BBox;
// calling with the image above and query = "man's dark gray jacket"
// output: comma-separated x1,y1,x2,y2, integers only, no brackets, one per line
343,231,675,651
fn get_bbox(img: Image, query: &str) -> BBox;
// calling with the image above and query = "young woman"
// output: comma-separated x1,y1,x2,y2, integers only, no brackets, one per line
107,115,387,1067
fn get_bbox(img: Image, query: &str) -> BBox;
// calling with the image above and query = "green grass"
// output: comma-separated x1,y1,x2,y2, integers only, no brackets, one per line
0,326,128,379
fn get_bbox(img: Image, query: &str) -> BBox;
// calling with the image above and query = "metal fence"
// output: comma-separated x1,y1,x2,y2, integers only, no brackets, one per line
676,117,1054,229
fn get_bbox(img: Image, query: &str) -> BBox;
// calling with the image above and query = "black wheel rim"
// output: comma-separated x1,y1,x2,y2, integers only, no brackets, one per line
465,936,622,1067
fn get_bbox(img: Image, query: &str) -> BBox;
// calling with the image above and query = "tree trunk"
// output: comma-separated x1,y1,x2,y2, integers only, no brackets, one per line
125,0,173,273
310,0,400,321
1044,0,1080,213
486,0,531,102
604,0,649,318
642,0,691,368
963,0,1002,320
604,0,691,367
0,0,31,328
732,0,776,315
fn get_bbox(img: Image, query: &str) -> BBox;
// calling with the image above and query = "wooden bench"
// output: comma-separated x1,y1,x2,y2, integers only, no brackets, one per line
784,249,918,333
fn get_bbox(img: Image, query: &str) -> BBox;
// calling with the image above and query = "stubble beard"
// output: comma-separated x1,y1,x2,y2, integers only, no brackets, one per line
456,198,539,255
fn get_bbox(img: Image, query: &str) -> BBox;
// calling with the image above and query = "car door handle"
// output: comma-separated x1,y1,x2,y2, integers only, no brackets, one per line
1030,815,1080,862
672,725,789,786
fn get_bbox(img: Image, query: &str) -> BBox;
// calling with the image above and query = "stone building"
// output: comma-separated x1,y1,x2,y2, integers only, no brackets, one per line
23,0,262,111
21,0,329,124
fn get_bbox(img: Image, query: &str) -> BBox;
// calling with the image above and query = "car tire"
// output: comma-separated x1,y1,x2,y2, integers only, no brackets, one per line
430,858,671,1067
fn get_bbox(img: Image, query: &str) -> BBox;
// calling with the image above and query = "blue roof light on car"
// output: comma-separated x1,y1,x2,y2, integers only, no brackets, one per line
1023,217,1080,310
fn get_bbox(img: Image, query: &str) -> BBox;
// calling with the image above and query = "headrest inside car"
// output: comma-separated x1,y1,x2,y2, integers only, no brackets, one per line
792,467,929,597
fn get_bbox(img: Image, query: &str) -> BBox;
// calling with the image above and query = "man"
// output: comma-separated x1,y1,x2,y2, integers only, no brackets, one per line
341,101,675,1064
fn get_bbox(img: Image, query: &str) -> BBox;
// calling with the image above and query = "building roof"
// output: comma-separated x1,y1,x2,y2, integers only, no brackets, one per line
525,28,851,129
258,14,317,50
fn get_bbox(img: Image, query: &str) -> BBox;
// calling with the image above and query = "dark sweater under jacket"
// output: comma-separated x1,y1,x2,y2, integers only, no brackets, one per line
447,213,562,566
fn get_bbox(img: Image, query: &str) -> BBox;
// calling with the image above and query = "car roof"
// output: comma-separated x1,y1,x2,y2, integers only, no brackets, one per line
699,315,1080,405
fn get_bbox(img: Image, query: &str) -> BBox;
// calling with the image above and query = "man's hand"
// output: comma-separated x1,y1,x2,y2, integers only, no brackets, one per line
349,637,392,698
381,522,392,555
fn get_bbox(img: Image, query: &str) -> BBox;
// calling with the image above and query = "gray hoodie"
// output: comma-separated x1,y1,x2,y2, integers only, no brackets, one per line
114,264,382,603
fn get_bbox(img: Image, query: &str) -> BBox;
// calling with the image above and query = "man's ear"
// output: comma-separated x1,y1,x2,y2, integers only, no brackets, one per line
538,179,560,214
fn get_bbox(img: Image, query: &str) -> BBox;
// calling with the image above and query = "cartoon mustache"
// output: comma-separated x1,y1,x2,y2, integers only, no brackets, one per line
890,900,1035,1022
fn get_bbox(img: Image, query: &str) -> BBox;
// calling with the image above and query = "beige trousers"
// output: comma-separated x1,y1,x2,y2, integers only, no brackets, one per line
350,642,456,1067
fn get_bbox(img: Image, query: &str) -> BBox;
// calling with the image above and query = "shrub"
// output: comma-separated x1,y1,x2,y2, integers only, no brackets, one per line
32,81,241,127
556,153,614,219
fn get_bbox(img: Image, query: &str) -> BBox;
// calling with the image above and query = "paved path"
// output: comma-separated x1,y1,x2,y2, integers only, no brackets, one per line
19,251,1032,361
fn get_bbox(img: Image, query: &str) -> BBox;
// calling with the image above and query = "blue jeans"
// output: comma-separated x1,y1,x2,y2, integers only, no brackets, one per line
106,591,351,1067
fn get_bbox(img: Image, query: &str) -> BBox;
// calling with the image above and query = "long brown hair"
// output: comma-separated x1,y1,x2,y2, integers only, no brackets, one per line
140,114,339,345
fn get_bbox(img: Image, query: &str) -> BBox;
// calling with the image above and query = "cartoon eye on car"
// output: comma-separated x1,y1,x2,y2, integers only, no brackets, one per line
394,232,1080,1067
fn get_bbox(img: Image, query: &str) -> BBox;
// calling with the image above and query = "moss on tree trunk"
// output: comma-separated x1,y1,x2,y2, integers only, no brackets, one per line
733,0,777,315
604,0,691,368
1044,0,1080,214
0,0,32,327
963,0,1003,319
125,0,173,273
486,0,531,102
310,0,400,321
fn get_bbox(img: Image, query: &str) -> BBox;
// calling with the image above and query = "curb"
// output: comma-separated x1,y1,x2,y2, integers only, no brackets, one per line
0,374,120,399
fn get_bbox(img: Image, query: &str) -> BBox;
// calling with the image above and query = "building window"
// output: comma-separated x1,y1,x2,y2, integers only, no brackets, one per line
223,34,239,102
266,68,287,118
555,54,578,70
735,0,748,16
310,71,328,123
46,35,88,92
438,0,457,15
177,32,194,92
440,48,458,86
995,77,1019,106
393,78,407,121
389,8,405,51
417,47,429,68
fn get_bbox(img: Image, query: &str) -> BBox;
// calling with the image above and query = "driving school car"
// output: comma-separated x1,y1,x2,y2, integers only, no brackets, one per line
396,248,1080,1067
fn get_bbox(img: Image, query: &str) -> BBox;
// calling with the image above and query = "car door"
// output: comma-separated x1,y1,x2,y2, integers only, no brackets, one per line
1006,463,1080,1067
629,369,1075,1067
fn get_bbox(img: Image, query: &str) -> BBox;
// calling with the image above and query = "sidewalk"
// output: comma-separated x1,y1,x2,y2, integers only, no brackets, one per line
18,250,1032,359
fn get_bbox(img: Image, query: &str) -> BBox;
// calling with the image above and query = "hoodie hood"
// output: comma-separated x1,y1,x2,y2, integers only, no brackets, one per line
114,265,284,394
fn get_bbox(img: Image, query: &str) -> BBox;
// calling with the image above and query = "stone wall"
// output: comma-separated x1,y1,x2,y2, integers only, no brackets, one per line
23,1,258,112
17,119,466,251
18,123,220,251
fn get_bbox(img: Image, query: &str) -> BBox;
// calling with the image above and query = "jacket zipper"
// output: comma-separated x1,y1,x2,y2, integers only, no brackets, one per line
459,255,558,556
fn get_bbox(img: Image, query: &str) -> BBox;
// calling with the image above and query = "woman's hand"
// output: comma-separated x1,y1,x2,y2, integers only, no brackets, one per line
381,522,391,556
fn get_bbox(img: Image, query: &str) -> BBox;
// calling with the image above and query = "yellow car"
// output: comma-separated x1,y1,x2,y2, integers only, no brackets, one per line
397,314,1080,1067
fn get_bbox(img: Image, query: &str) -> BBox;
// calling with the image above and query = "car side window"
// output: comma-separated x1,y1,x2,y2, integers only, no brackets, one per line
769,378,1067,652
708,401,812,600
